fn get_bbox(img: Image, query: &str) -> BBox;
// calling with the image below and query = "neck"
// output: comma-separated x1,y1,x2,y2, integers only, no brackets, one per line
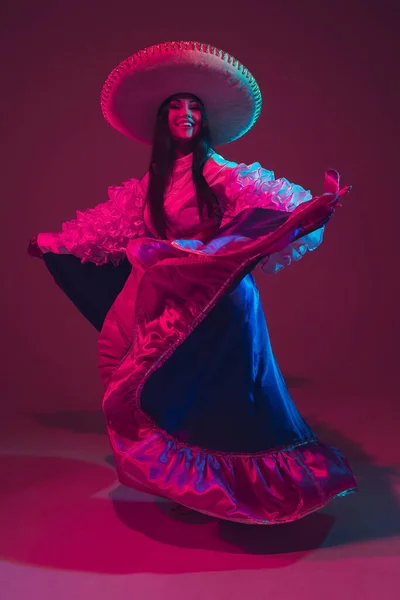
174,141,194,159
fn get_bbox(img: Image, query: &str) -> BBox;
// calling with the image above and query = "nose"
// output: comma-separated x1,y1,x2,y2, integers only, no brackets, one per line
179,101,192,118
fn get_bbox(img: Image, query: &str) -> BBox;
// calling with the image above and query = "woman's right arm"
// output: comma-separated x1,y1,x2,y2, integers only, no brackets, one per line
29,177,146,266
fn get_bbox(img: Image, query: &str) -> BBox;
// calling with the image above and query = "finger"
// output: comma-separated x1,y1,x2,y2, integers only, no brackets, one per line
338,184,352,198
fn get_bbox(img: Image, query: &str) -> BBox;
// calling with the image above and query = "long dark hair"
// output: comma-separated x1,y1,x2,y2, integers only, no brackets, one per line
145,94,221,239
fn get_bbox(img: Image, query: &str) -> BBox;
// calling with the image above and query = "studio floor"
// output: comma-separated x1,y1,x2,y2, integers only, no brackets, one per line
1,383,399,600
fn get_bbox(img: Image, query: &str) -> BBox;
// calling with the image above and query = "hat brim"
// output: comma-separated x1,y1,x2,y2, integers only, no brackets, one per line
100,42,262,146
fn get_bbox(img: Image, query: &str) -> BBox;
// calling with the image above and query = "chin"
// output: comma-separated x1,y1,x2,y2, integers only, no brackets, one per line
177,132,196,140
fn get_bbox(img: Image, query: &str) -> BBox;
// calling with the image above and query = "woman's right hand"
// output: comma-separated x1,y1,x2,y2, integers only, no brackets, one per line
27,235,44,259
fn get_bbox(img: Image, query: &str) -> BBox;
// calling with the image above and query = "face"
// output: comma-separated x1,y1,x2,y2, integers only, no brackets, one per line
167,94,202,142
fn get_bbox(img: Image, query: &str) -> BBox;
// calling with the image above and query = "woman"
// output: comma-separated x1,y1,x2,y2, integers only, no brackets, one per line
29,41,357,524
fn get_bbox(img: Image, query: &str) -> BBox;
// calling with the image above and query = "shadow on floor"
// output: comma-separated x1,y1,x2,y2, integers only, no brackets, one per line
32,408,400,558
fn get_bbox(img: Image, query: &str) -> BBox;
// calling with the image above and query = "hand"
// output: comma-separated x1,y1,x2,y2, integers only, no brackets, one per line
27,235,44,259
291,169,352,232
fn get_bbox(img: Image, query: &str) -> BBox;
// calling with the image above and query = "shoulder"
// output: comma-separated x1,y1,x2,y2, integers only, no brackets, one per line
204,151,276,187
203,151,239,184
205,152,275,178
107,173,148,204
205,150,238,171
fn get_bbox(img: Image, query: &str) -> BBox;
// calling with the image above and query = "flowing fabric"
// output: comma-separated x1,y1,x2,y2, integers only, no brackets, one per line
39,158,357,524
38,152,325,274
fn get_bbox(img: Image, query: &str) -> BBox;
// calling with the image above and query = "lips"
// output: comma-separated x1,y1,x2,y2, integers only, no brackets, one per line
177,121,194,126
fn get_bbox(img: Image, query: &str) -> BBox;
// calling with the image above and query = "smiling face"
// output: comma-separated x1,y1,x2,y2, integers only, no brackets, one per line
167,94,202,142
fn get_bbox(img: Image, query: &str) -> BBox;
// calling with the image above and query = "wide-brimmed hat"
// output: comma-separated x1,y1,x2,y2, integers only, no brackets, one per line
100,41,262,146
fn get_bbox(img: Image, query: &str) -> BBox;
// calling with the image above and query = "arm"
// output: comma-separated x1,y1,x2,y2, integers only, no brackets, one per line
30,177,146,266
217,160,326,274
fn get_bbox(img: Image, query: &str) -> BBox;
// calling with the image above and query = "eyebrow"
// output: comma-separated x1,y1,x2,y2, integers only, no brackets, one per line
170,99,200,104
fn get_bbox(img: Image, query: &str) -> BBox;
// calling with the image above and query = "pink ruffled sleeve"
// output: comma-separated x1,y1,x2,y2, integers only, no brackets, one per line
222,161,324,274
55,178,146,265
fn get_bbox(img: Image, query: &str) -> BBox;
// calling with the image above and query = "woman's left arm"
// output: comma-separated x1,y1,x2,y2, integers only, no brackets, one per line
222,161,326,274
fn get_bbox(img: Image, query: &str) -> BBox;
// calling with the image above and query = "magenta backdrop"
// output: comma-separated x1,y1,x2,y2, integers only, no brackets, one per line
1,0,398,417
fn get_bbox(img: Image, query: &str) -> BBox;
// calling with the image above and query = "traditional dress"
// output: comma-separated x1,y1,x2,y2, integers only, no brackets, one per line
37,151,357,524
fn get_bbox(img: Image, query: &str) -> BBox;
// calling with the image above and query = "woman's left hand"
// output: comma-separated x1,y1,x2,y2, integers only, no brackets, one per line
291,169,352,230
291,169,351,235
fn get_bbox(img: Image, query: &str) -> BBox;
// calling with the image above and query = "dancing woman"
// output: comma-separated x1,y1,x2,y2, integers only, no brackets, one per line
29,41,357,524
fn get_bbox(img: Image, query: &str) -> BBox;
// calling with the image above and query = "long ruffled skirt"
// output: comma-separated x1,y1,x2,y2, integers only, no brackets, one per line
44,199,357,524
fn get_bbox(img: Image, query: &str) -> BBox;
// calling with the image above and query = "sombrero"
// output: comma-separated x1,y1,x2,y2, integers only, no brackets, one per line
100,41,262,146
